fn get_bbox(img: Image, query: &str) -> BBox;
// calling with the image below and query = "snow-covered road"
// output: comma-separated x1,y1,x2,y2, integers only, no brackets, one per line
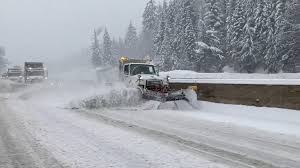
1,80,300,168
86,103,300,168
0,101,64,168
0,82,230,168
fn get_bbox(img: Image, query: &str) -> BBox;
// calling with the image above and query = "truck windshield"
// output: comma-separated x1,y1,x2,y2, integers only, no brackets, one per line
28,71,44,76
25,63,43,68
130,64,156,76
7,69,22,77
7,72,22,77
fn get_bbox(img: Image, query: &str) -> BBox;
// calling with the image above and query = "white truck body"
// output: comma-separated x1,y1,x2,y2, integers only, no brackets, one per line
6,67,23,82
24,62,48,83
119,57,185,101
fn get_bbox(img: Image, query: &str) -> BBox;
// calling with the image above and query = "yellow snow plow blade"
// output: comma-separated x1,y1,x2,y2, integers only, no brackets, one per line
190,86,198,92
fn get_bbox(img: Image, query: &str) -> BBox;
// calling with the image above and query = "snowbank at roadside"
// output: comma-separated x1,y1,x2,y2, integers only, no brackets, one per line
190,101,300,136
160,70,300,85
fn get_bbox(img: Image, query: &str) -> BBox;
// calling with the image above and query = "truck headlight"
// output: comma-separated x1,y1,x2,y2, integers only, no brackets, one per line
167,76,171,82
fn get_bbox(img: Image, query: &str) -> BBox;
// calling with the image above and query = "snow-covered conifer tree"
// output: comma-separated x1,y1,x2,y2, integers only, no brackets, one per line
168,0,197,70
181,0,198,70
141,0,158,59
0,47,7,72
124,22,138,58
103,28,113,65
197,0,224,72
235,0,258,73
154,0,168,65
91,29,102,67
280,0,299,72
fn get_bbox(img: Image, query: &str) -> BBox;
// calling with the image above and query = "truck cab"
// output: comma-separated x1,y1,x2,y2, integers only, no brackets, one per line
119,56,185,101
24,62,48,83
6,66,23,82
119,57,164,88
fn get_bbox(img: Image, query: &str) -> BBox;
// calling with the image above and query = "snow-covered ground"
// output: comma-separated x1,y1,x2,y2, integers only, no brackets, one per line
70,82,300,167
0,79,15,92
161,70,300,85
1,79,300,168
0,81,230,168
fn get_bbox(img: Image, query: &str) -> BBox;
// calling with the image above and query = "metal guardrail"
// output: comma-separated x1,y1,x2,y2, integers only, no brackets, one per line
169,81,300,110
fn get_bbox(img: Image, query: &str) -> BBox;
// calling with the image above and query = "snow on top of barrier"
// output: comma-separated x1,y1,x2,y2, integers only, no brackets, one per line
160,70,300,85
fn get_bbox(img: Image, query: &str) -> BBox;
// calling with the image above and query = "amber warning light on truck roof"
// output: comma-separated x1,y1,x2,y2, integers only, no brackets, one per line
120,56,129,63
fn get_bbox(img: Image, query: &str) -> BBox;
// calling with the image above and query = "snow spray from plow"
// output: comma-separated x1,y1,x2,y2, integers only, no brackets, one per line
76,87,143,109
73,87,199,111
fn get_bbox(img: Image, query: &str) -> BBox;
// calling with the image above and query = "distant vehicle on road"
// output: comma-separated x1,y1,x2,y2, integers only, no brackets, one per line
1,72,8,79
6,66,23,82
24,62,48,83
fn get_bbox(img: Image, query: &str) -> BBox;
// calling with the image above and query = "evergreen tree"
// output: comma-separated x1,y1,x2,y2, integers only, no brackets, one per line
197,0,224,72
227,1,247,72
154,0,168,65
141,0,158,59
168,0,198,70
281,0,300,72
103,28,113,65
143,0,158,32
91,29,102,67
160,34,174,71
124,22,138,58
171,0,185,69
225,0,238,47
252,0,270,70
159,0,177,71
0,47,7,72
259,0,298,73
166,0,179,70
88,0,298,73
181,0,198,70
236,0,257,73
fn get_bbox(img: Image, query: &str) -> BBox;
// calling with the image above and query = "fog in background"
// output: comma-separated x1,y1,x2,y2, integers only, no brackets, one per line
0,0,162,76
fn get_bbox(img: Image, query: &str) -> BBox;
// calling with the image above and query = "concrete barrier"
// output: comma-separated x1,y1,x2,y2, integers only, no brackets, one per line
169,83,300,110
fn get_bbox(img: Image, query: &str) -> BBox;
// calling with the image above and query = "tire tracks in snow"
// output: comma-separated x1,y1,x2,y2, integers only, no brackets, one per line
170,100,300,159
0,101,66,168
76,109,283,168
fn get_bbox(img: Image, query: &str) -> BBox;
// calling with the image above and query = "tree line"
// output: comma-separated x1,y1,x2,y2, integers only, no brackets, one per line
90,0,299,73
0,46,7,72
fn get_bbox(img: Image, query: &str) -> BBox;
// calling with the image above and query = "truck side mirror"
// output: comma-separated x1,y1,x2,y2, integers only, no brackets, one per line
124,65,129,76
166,75,171,82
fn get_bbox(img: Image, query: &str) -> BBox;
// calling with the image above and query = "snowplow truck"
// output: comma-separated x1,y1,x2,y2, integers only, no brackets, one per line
119,56,186,102
6,66,23,82
24,62,48,83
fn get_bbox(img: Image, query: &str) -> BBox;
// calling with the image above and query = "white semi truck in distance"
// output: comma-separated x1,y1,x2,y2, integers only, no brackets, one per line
6,66,23,82
24,62,48,83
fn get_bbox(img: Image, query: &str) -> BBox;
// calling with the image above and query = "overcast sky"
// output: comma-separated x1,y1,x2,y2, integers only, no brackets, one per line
0,0,161,65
